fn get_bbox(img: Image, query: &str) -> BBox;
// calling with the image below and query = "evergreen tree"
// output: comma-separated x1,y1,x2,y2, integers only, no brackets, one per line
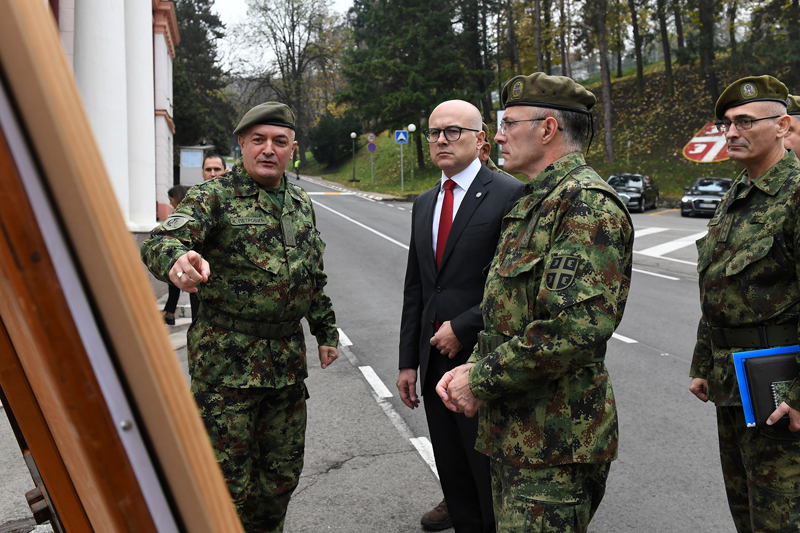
173,0,237,155
338,0,475,171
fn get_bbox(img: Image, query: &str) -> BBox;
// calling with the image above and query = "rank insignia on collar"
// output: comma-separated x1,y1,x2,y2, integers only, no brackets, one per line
545,255,579,290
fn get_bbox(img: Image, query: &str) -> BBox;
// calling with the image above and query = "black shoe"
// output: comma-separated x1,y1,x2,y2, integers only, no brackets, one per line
164,314,175,326
421,499,451,531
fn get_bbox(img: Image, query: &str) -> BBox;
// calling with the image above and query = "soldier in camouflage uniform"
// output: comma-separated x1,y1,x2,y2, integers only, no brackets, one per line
141,102,339,532
436,73,633,533
782,95,800,152
689,76,800,532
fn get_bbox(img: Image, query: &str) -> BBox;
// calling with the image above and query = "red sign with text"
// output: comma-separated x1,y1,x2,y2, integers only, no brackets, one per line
682,122,729,163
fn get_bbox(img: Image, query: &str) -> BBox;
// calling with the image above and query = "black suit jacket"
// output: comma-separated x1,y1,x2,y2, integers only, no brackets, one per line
398,163,524,389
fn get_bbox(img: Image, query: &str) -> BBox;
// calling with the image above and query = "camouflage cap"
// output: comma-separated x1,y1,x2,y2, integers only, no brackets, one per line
234,101,296,135
714,75,789,120
501,72,596,114
788,95,800,116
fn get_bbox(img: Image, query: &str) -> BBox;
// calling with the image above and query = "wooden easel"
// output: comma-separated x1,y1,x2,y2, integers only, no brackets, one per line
0,1,243,531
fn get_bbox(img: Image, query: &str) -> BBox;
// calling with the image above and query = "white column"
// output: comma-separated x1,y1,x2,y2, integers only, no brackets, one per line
124,0,156,230
73,0,130,221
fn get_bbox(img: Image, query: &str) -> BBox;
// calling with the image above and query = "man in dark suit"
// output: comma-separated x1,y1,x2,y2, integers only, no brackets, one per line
397,100,523,532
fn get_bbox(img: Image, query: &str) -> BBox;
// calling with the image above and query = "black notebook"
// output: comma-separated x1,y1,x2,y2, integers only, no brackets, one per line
743,353,800,428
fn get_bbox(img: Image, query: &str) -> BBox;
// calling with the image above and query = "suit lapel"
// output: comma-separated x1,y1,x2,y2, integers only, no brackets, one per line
419,182,440,274
438,164,491,273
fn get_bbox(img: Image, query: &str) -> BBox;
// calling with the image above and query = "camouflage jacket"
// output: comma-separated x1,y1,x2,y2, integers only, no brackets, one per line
141,163,338,389
467,152,633,468
691,150,800,409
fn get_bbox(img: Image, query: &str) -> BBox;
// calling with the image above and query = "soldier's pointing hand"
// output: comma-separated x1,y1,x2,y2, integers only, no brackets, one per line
169,250,210,292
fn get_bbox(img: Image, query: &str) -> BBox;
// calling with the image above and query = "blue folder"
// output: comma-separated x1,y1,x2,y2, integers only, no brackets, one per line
733,345,800,427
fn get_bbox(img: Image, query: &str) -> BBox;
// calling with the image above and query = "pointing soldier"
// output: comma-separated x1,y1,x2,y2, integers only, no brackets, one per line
141,102,338,532
689,75,800,532
437,73,633,532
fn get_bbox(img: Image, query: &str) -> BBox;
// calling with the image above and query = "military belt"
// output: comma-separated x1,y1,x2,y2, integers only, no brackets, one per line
198,303,300,340
711,324,798,349
477,330,512,356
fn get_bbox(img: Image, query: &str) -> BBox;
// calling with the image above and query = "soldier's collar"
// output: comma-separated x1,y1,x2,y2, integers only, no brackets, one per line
523,151,587,204
230,163,261,197
751,149,798,196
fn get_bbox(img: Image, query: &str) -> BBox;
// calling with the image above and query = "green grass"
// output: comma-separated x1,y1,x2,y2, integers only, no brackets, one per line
300,131,448,197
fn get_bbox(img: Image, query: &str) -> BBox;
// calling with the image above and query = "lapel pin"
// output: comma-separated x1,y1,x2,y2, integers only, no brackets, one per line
476,192,482,198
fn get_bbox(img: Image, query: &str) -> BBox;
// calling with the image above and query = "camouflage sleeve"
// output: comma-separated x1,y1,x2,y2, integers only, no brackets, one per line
304,203,338,347
468,200,630,400
689,317,712,379
140,186,215,282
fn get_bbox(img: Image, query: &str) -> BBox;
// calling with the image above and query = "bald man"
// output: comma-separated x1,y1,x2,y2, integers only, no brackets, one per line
398,100,523,532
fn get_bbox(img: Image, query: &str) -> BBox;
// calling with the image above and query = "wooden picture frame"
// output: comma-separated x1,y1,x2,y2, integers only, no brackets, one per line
0,1,243,530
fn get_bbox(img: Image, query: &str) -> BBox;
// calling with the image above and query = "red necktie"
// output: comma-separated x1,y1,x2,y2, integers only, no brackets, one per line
436,179,456,269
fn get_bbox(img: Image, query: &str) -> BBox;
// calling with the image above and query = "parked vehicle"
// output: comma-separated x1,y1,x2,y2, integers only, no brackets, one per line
680,177,733,217
607,173,660,213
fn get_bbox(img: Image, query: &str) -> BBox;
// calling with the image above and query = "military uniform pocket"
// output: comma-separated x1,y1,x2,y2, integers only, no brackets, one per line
725,235,774,277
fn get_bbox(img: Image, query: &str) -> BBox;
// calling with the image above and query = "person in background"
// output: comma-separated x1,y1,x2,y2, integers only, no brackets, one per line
162,184,189,326
782,95,800,152
202,153,227,181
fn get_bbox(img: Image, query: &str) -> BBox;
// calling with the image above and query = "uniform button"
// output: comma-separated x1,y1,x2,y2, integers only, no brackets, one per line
436,287,442,292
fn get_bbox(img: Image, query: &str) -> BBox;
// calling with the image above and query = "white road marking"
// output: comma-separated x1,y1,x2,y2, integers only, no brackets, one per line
635,227,669,237
410,437,439,479
632,268,680,281
312,200,409,250
633,252,698,266
397,207,406,211
386,203,394,207
359,366,394,398
306,192,355,195
337,328,353,346
637,231,706,258
612,333,638,344
338,333,440,480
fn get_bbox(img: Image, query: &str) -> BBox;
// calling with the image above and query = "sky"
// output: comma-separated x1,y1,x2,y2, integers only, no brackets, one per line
212,0,353,28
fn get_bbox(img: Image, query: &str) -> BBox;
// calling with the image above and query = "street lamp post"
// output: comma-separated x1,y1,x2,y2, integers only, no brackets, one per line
350,132,357,182
407,124,416,191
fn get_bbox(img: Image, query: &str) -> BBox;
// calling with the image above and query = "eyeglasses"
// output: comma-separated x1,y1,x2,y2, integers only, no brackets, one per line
714,116,781,133
499,118,563,135
423,126,480,143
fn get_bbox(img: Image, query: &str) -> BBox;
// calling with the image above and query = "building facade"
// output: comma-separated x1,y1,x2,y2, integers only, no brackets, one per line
48,0,180,233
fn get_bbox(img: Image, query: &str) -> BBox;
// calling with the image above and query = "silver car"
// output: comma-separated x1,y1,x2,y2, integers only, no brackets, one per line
681,177,732,217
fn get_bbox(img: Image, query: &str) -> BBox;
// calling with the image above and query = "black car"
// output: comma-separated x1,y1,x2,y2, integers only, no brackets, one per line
607,173,660,213
681,177,732,217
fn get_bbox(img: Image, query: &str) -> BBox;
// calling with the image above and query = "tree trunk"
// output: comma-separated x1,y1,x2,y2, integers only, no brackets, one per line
507,0,523,74
566,0,573,77
672,0,687,65
791,0,800,43
627,0,645,105
657,0,674,97
480,2,494,124
544,0,552,74
595,0,615,162
727,0,737,56
559,0,568,75
415,127,425,171
698,0,718,101
534,0,543,71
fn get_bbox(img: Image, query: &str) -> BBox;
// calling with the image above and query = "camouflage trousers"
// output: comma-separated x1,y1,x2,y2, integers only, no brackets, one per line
193,381,307,533
490,459,610,532
717,406,800,532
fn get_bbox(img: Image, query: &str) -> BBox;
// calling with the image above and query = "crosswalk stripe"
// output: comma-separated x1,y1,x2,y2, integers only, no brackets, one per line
635,227,669,237
637,231,707,257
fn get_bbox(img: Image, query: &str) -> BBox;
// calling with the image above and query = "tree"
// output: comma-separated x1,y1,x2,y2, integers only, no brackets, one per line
697,0,718,101
173,0,237,155
672,0,688,64
656,0,674,97
339,0,474,171
308,113,362,165
585,0,615,162
627,0,646,105
234,0,338,165
534,0,544,72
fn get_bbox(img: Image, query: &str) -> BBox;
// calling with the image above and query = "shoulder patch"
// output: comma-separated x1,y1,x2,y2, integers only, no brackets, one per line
545,255,580,290
162,213,194,231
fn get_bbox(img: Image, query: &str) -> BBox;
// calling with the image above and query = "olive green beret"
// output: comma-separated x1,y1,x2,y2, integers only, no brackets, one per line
714,75,789,120
788,95,800,116
501,72,596,114
234,101,296,135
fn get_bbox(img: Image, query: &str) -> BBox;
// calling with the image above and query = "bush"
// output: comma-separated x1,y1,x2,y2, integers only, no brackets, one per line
309,114,363,166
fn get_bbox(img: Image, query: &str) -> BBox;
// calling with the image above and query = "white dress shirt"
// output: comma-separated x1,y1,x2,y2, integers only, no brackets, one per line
432,157,482,255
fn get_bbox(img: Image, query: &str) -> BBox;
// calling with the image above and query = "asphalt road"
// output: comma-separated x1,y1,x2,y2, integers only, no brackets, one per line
0,176,734,532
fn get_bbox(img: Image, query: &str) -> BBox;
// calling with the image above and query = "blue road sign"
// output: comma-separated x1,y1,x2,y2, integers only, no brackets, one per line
395,130,409,144
368,142,377,152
